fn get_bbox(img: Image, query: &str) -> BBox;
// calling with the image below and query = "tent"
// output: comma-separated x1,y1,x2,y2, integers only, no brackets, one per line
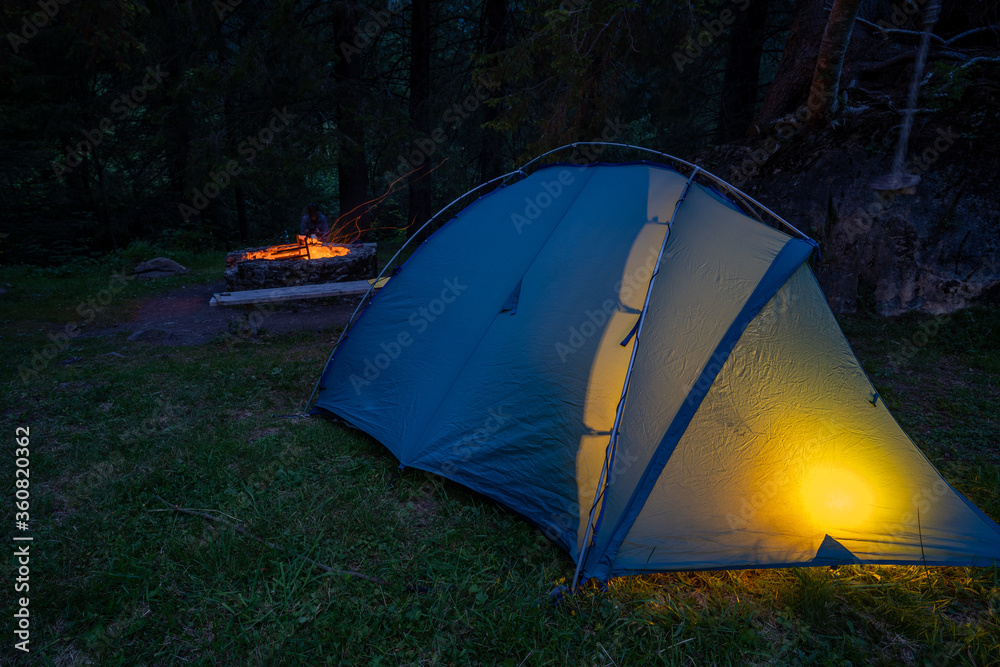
310,146,1000,585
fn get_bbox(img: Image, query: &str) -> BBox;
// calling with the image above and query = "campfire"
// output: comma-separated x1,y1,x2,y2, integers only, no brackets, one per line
236,236,352,262
225,236,377,292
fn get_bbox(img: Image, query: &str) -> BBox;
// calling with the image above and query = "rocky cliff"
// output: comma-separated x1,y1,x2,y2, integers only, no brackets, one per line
699,80,1000,315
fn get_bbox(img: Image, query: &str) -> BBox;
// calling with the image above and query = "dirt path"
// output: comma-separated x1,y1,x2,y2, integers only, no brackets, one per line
93,280,359,345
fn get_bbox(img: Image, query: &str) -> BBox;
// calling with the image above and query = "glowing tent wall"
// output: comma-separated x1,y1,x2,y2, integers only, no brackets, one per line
313,162,1000,581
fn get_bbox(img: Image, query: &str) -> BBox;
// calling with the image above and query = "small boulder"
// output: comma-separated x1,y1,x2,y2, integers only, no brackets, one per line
133,257,190,279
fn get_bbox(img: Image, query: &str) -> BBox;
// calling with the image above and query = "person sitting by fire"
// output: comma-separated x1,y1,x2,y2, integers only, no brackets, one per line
300,203,330,241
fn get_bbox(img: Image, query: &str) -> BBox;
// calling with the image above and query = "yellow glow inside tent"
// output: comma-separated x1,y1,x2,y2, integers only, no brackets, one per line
801,466,875,530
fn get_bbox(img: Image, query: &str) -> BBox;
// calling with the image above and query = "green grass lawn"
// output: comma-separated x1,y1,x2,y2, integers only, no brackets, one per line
1,256,998,665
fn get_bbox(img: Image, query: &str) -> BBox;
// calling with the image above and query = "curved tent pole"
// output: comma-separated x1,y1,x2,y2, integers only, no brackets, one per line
570,166,701,592
506,142,813,243
307,145,813,413
506,142,700,184
303,169,525,414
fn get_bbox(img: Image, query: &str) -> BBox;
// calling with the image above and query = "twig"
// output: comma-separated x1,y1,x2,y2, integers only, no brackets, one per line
858,49,968,73
154,495,387,585
945,25,1000,46
660,637,695,653
856,16,1000,46
855,16,945,44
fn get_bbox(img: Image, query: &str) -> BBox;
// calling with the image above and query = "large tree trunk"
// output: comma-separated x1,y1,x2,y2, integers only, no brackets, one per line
752,0,828,130
479,0,507,182
407,0,432,239
718,0,771,142
807,0,864,125
335,5,372,242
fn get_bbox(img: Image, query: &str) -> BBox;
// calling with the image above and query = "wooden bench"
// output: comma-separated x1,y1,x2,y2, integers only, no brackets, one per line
209,277,389,307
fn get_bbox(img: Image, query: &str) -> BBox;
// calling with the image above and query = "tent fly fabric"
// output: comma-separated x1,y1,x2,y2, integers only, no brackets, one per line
312,159,1000,582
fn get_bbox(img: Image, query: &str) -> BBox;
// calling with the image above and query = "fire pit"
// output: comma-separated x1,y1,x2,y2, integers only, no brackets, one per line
225,237,377,291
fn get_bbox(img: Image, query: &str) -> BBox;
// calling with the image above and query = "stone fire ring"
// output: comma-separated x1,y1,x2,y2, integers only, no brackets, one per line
224,242,377,292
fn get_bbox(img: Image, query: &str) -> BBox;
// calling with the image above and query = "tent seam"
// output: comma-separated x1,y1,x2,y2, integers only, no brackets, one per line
404,168,600,460
587,237,815,579
572,168,700,589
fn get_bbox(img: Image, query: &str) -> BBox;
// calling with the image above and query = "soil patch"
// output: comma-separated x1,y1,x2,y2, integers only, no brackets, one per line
89,280,359,345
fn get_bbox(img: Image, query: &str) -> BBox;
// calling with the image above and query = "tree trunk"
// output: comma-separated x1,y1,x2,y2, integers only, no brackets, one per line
335,5,372,243
407,0,432,239
479,0,508,182
807,0,863,125
718,0,771,142
752,0,828,130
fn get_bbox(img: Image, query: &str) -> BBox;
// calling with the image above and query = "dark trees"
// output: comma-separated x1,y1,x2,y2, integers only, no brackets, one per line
406,0,433,237
4,0,996,264
807,0,864,125
753,0,829,128
478,0,509,181
334,3,373,240
718,0,773,141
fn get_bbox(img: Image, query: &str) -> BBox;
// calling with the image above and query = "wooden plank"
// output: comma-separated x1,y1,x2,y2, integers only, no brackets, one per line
210,277,389,307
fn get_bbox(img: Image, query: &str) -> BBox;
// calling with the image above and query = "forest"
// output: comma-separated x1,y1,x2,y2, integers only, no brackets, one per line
4,2,1000,664
3,0,996,276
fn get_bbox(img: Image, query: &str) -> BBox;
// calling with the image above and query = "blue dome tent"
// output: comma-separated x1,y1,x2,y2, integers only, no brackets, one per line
308,145,1000,587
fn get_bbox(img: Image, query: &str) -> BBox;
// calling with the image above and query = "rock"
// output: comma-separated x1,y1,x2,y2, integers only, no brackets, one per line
133,257,190,278
224,243,377,291
697,108,1000,316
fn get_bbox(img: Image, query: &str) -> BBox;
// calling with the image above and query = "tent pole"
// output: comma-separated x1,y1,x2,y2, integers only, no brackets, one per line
570,167,701,591
310,145,815,414
507,142,812,242
303,169,525,414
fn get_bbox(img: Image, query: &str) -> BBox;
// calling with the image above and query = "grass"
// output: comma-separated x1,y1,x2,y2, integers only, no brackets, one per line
1,257,998,665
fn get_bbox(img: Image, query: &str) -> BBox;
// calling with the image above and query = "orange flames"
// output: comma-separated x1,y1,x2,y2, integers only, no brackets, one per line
240,236,350,261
